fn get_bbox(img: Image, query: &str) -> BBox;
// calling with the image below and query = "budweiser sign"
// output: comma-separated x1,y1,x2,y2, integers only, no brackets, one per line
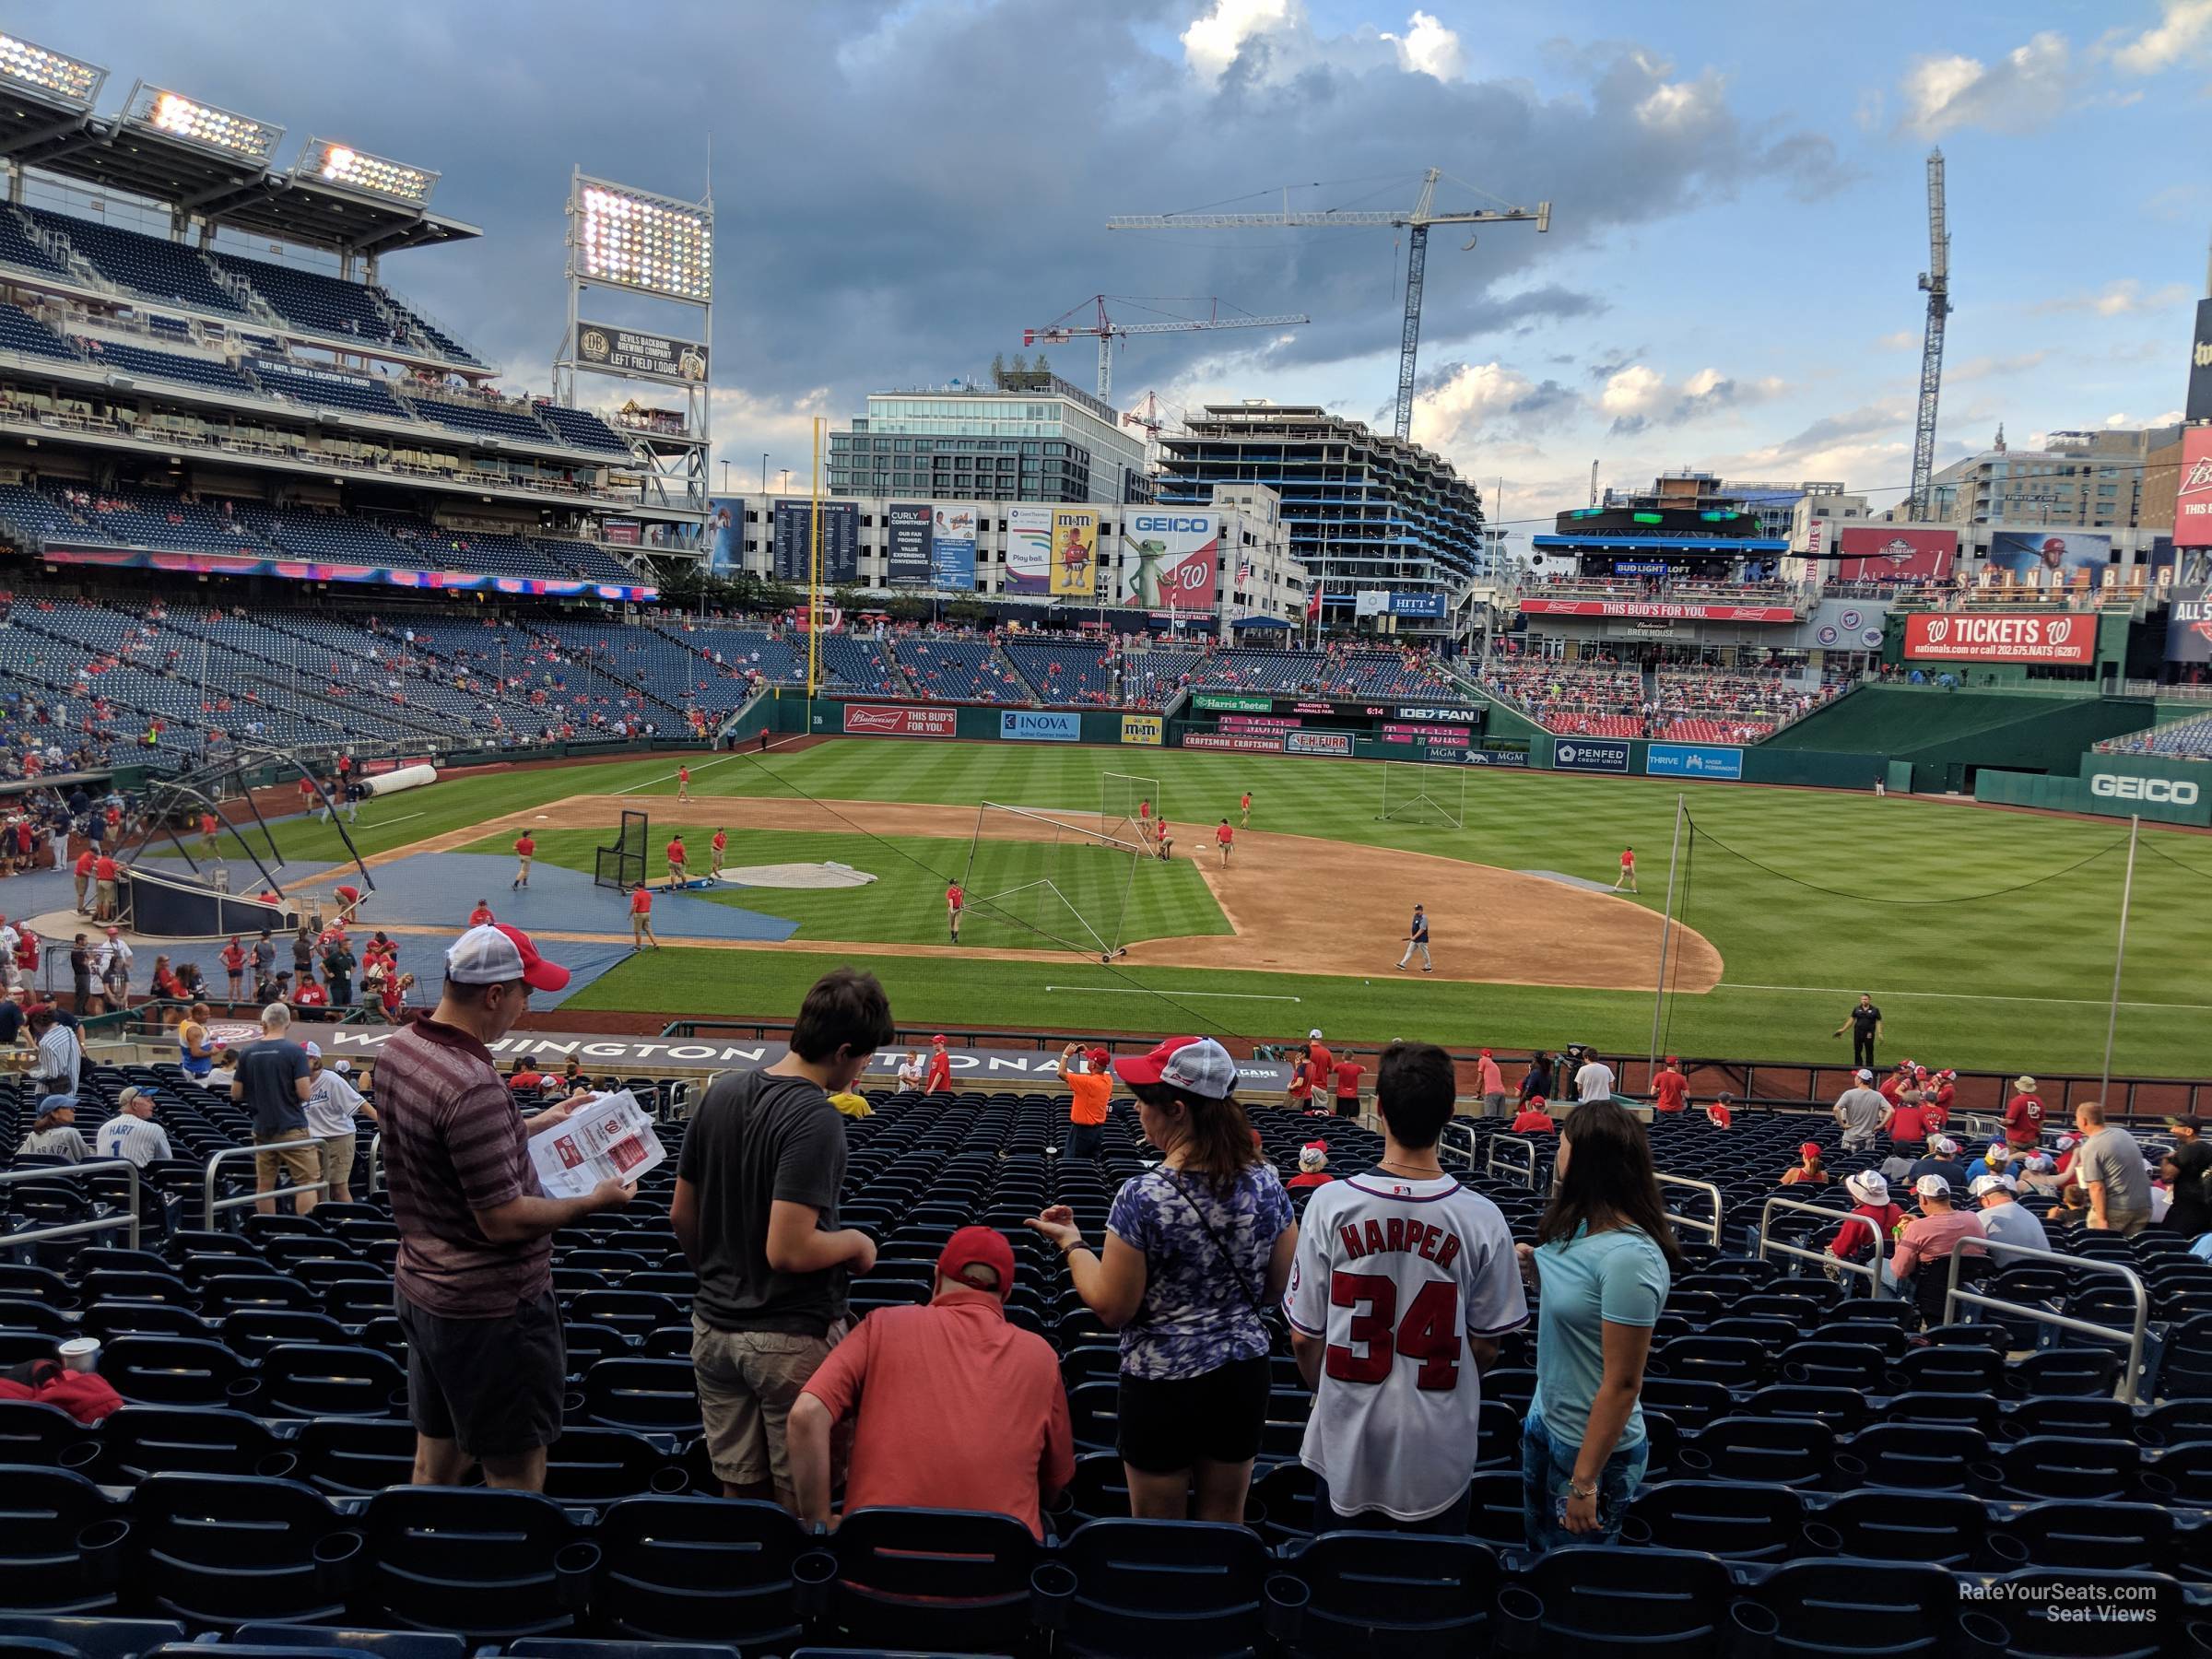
841,702,958,737
1903,613,2096,665
1516,599,1799,623
2175,427,2212,550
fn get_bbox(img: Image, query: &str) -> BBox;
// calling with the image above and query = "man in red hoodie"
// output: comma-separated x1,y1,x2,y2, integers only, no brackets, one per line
2004,1076,2045,1148
924,1035,953,1095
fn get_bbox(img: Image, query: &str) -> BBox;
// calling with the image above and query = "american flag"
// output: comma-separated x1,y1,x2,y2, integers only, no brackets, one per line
1236,557,1253,587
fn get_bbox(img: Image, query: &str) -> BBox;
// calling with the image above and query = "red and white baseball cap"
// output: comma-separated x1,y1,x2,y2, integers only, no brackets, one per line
1115,1035,1239,1097
445,924,570,993
1799,1142,1822,1159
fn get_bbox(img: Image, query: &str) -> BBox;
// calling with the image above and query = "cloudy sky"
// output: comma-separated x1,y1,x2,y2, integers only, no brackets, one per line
23,0,2211,538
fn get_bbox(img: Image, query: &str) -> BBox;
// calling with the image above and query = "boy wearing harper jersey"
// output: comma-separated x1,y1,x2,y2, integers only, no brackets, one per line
1286,1040,1527,1532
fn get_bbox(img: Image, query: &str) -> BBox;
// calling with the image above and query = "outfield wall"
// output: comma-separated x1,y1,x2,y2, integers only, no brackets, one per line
1975,751,2212,828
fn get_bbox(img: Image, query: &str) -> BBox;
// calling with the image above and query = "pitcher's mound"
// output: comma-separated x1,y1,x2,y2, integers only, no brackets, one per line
725,862,877,889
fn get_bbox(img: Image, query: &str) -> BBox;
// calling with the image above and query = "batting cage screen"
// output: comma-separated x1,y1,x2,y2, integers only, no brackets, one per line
1378,761,1465,830
961,802,1149,962
594,808,650,891
1100,771,1161,848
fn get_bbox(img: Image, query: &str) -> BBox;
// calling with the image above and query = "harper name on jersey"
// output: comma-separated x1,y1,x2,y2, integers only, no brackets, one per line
1335,1215,1465,1271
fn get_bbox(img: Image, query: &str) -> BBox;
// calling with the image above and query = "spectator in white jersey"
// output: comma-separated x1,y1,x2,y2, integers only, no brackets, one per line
1573,1048,1615,1104
1286,1041,1527,1532
95,1086,171,1168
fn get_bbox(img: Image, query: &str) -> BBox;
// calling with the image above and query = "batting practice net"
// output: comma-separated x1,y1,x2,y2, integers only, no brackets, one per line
1378,761,1465,830
1100,771,1161,849
960,802,1148,961
594,808,650,892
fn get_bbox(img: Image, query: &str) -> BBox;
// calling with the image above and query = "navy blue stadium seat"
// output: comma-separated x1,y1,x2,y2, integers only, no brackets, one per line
229,1631,461,1659
818,1509,1036,1653
1622,1480,1806,1562
0,1466,129,1614
358,1488,594,1643
590,1497,815,1647
1745,1559,1959,1656
1035,1520,1266,1659
129,1473,359,1629
280,1418,419,1496
89,1407,283,1484
0,1617,186,1659
1515,1546,1734,1657
1274,1533,1499,1659
575,1357,702,1438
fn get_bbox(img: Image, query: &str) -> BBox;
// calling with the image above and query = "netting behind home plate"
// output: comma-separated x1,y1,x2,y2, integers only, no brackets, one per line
594,809,649,891
959,803,1148,961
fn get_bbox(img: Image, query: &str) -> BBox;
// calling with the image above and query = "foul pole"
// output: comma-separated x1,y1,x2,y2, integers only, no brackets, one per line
1649,794,1685,1073
807,417,823,735
2098,814,2139,1108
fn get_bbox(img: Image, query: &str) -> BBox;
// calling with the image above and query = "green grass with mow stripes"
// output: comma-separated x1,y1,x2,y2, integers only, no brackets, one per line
222,741,2212,1076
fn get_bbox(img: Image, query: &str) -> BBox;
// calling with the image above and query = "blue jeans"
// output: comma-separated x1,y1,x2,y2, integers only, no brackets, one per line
1522,1408,1647,1552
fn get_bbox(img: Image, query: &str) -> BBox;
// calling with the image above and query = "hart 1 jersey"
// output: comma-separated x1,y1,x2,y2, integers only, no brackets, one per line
1284,1171,1527,1520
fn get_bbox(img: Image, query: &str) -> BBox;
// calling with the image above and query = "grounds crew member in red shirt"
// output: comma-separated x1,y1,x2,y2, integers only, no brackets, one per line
630,882,659,951
512,834,535,890
92,852,118,922
1477,1048,1507,1115
2004,1076,2045,1147
1306,1030,1334,1092
1331,1054,1365,1120
710,828,728,878
1613,845,1637,893
379,922,632,1492
467,900,495,928
1650,1057,1689,1113
677,764,692,804
1062,1041,1112,1159
1240,791,1252,828
73,848,94,914
198,810,220,859
666,834,688,887
946,880,964,943
789,1225,1073,1539
221,935,247,1001
924,1035,953,1094
1215,818,1234,866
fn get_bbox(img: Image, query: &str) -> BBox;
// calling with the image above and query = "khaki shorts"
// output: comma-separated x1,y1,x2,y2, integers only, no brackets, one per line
318,1134,357,1188
254,1134,321,1191
691,1315,848,1491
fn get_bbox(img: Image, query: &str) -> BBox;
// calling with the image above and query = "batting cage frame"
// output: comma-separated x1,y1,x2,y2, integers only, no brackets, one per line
594,808,650,891
1378,761,1466,830
961,802,1149,962
1100,770,1161,848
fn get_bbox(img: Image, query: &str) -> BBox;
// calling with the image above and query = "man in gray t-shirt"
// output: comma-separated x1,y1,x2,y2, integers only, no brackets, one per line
2071,1102,2152,1235
1833,1070,1889,1151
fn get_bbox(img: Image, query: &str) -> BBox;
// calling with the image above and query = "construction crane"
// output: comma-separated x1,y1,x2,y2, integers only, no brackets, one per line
1909,148,1952,521
1023,295,1309,403
1109,169,1549,441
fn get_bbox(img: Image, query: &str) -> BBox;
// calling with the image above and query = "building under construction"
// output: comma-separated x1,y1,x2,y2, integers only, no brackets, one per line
1153,401,1488,641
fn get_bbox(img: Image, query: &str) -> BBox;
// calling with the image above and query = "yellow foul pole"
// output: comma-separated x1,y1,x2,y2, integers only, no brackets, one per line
808,418,823,700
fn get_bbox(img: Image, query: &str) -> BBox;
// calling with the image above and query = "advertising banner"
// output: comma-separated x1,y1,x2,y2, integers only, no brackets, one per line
1382,724,1473,746
707,498,743,574
1183,733,1285,753
886,503,932,585
1902,612,2097,664
1006,506,1052,594
1122,512,1218,612
2189,297,2212,423
1389,591,1447,618
1459,747,1530,767
1284,730,1353,757
1518,599,1798,622
930,505,979,590
1645,743,1745,780
1355,590,1390,618
1988,531,2109,588
571,320,708,385
1553,737,1633,773
1120,715,1163,746
1000,710,1081,743
2168,585,2212,665
842,702,957,737
772,500,860,584
2176,426,2212,549
1194,692,1273,712
1835,526,1957,582
1394,703,1485,724
1050,509,1099,596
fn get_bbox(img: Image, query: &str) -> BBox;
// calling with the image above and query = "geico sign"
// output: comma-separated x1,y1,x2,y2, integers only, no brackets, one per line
1131,516,1213,534
2089,774,2201,806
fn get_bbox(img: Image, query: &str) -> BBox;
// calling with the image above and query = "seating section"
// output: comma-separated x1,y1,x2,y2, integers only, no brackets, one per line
0,303,81,362
70,336,253,395
404,397,559,445
1653,669,1839,743
1002,638,1116,705
25,206,245,316
1480,661,1645,736
246,359,413,421
1185,647,1329,693
0,207,71,278
206,250,403,345
2098,709,2212,761
0,1064,2202,1653
818,633,908,695
897,636,1032,702
536,537,638,584
534,401,631,455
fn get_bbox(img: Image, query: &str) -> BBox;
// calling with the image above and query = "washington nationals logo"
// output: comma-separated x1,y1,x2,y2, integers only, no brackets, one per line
1924,617,1950,644
2046,618,2073,646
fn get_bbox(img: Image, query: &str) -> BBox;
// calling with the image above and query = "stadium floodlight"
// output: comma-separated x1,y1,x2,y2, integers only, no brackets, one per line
571,174,712,303
293,136,438,205
0,31,105,109
127,83,282,163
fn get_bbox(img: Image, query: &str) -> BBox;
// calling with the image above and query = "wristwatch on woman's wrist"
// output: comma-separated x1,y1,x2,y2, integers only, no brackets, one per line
1566,1478,1597,1500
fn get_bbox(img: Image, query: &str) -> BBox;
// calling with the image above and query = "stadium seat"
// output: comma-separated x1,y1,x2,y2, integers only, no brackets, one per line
1515,1545,1735,1656
1035,1520,1267,1659
358,1488,594,1643
129,1473,359,1629
0,1617,189,1659
590,1497,817,1647
576,1358,703,1438
1811,1488,1986,1570
1621,1480,1806,1562
1275,1533,1500,1659
818,1509,1036,1653
1743,1559,1959,1657
0,1467,128,1615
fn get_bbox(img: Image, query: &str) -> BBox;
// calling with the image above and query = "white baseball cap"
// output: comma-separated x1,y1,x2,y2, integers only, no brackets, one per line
1309,1029,1324,1041
1914,1173,1951,1199
1930,1136,1959,1157
1854,1068,1873,1082
334,1059,352,1074
1844,1171,1888,1206
303,1041,321,1058
1970,1174,2015,1197
445,924,570,992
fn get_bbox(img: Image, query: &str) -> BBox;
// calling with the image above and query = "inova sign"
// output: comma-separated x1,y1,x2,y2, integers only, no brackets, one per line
2089,774,2202,806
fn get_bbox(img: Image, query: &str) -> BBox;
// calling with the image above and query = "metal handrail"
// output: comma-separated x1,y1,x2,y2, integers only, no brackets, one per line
201,1138,329,1229
1439,1120,1477,1172
1942,1237,2150,1405
1755,1195,1886,1299
0,1159,144,1251
1486,1133,1537,1190
1656,1172,1724,1246
366,1132,383,1196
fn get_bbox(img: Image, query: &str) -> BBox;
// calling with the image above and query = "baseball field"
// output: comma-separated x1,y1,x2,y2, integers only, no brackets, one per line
237,739,2212,1077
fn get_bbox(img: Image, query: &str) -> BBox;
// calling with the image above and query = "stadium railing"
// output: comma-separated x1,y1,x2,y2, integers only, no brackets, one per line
1942,1239,2150,1404
1655,1172,1724,1247
1754,1196,1884,1299
0,1159,144,1252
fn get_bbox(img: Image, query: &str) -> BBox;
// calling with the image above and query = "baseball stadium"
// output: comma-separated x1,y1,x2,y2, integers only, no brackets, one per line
2,20,2211,1659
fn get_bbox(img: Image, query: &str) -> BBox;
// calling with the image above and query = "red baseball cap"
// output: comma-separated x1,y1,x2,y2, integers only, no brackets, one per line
1087,1046,1111,1069
936,1226,1016,1295
1115,1035,1238,1095
932,1034,947,1046
445,924,570,993
1800,1142,1822,1159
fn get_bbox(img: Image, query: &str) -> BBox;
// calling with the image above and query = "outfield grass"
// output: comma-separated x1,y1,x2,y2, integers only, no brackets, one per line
457,823,1228,949
225,742,2212,1076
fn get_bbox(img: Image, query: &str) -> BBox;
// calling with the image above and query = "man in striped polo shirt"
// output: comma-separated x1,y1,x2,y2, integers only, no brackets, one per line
96,1087,171,1168
379,923,636,1492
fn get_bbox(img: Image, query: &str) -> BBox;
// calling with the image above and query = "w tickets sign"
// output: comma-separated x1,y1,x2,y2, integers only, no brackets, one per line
1903,613,2096,665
